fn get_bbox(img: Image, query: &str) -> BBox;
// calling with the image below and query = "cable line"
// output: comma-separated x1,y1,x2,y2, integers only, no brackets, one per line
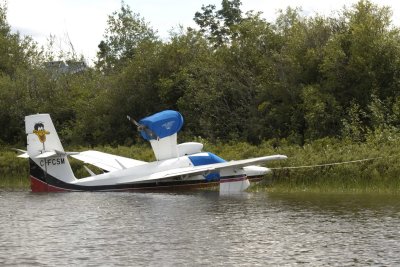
270,157,384,170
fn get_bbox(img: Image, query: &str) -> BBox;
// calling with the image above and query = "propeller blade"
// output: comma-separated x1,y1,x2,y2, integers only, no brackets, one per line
127,115,159,140
143,127,158,140
127,115,140,127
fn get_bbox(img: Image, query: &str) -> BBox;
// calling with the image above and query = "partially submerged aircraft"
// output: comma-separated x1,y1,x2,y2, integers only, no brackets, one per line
20,110,287,193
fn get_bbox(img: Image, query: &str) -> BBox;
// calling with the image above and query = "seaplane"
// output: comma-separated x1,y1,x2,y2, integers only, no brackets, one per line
18,110,287,193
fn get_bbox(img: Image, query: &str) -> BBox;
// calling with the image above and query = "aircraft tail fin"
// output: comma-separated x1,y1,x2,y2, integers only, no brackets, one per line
25,114,76,192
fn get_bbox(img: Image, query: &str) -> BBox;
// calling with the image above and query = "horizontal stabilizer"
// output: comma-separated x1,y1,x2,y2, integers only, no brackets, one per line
35,151,57,158
33,150,79,159
13,148,29,158
55,150,79,156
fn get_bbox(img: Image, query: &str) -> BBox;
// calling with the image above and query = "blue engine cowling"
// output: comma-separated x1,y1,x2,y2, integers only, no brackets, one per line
139,110,184,141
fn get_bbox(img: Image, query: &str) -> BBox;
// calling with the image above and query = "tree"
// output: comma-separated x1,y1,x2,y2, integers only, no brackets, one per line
0,4,46,144
321,0,400,109
302,85,340,140
194,0,242,46
0,3,41,77
96,2,158,72
155,30,211,111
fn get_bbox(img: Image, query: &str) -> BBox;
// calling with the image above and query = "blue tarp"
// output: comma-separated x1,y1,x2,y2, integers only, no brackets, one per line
139,110,184,141
189,153,226,181
189,153,226,166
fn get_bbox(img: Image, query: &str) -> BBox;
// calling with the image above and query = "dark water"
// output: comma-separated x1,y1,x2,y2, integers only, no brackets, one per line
1,191,400,266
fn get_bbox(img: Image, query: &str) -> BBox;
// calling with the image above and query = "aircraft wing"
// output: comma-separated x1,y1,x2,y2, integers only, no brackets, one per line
150,154,287,179
71,150,147,172
117,154,287,184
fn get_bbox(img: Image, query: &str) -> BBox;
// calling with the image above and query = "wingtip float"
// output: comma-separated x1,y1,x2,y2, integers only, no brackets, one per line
22,110,287,193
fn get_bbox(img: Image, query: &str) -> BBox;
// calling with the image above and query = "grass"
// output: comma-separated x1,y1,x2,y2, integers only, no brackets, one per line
0,176,30,190
0,150,30,190
249,137,400,194
3,130,400,193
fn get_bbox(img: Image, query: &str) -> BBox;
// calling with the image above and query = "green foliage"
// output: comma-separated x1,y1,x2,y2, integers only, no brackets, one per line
3,134,400,193
341,101,368,142
255,135,400,193
96,2,158,72
0,150,30,189
320,0,400,109
302,85,340,140
194,0,242,46
2,0,400,150
3,0,400,193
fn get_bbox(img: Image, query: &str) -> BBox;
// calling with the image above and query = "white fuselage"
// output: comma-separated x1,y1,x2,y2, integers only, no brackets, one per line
73,155,200,186
71,153,269,187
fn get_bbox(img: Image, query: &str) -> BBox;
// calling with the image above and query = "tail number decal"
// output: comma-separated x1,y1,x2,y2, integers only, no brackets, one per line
40,158,65,166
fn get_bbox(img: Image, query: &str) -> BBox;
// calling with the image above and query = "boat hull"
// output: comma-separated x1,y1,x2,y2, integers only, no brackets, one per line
29,157,264,193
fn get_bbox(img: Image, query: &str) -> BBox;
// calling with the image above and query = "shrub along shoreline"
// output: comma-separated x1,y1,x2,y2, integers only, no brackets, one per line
2,133,400,193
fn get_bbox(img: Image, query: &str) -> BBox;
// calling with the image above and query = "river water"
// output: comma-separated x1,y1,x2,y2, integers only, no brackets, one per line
1,191,400,266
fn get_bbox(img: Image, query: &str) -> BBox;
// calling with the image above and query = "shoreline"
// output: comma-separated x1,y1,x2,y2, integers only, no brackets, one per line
3,136,400,193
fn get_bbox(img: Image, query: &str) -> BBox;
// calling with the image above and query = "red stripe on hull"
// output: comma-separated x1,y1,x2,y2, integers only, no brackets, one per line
121,181,220,192
220,176,247,183
30,176,69,192
29,175,262,193
29,175,220,192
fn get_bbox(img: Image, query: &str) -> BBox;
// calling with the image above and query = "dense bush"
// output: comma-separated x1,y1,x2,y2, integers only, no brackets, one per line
1,1,400,146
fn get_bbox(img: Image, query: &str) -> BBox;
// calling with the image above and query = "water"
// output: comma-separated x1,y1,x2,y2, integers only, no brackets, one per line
1,191,400,266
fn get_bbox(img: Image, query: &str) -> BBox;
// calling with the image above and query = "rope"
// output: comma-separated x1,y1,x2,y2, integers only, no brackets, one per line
270,156,384,170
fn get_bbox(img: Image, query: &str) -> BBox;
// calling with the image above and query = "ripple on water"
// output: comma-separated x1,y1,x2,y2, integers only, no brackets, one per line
1,191,400,266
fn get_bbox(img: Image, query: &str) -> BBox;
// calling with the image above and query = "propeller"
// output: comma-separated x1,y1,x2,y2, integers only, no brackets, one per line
127,115,158,140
